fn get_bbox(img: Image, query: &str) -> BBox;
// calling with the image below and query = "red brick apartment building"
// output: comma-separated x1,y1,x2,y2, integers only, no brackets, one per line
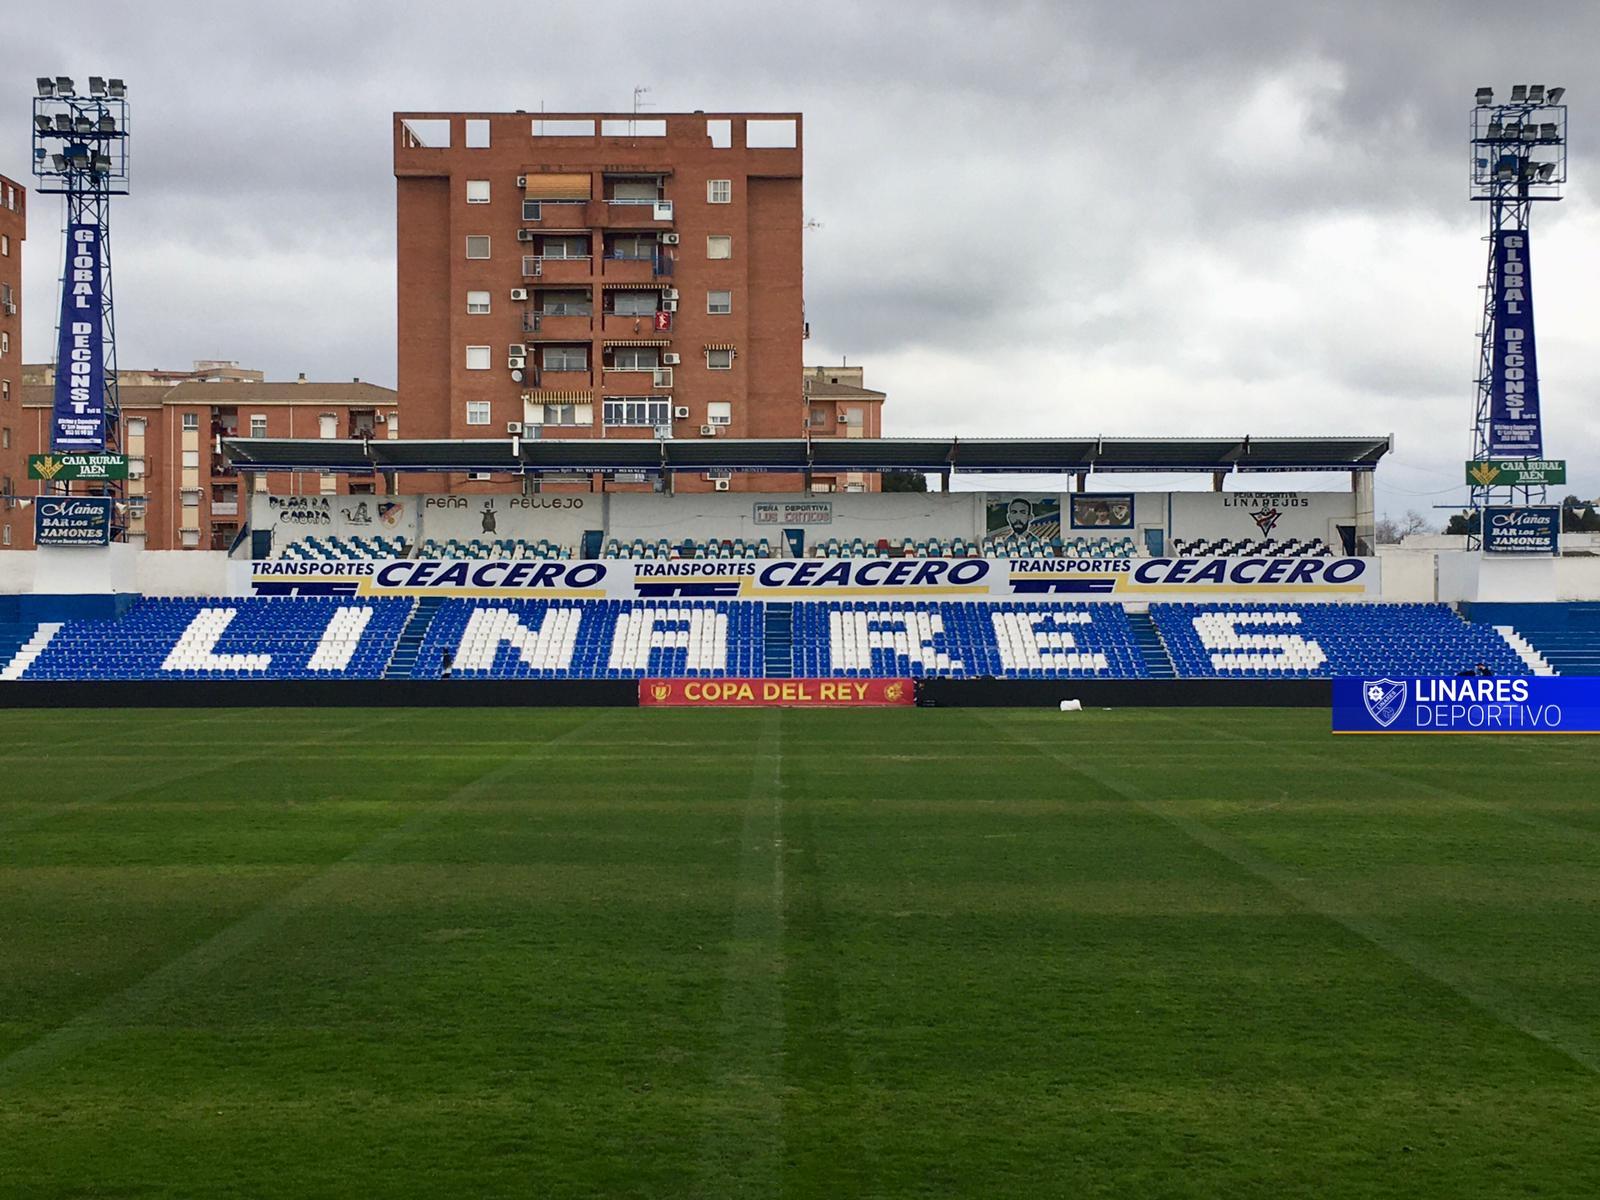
394,110,804,493
18,363,396,550
0,175,24,549
803,364,885,493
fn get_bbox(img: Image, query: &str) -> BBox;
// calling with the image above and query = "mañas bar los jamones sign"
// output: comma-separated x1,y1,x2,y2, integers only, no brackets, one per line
52,224,108,451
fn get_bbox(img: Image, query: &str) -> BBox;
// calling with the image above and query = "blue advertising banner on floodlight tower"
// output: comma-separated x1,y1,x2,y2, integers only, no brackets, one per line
1488,230,1543,457
51,222,107,450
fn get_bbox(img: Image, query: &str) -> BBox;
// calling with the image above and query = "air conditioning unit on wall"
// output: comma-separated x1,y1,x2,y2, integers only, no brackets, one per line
662,352,681,366
506,421,523,434
658,232,680,245
713,479,731,491
699,424,717,437
510,288,529,301
674,406,690,419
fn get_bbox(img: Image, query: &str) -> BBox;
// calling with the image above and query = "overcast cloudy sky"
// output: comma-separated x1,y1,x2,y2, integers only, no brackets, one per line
4,0,1596,520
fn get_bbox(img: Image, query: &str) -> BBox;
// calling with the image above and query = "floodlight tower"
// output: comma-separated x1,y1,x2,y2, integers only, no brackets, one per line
30,75,129,536
1466,83,1566,547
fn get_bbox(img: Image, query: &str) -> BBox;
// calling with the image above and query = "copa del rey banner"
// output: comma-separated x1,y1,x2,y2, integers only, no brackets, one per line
640,678,915,707
1489,230,1543,457
52,223,108,451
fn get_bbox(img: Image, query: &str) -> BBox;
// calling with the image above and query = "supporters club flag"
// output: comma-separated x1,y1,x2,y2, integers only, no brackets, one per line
52,223,108,451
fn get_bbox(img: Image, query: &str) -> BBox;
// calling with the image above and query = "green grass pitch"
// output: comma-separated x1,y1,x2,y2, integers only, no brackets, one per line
2,705,1599,1198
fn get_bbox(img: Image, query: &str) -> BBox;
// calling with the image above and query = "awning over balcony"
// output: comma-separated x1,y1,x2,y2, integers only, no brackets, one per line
603,339,670,347
523,390,592,402
702,343,736,351
523,172,591,200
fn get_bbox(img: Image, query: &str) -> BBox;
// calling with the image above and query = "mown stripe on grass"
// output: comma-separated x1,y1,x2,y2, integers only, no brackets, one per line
0,710,618,1084
696,709,787,1198
980,713,1600,1079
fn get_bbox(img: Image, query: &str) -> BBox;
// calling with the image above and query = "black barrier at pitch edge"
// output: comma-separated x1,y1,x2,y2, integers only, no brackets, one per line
0,679,1330,709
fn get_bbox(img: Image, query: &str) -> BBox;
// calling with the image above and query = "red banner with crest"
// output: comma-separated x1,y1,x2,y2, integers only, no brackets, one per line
639,678,915,707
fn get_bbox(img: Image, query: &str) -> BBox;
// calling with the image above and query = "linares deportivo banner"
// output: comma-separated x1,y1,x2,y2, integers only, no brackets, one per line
1334,677,1600,734
52,224,108,451
244,555,1381,600
1488,230,1542,457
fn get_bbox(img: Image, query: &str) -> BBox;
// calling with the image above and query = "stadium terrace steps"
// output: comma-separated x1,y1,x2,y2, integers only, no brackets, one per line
1124,610,1176,679
1463,602,1600,676
0,623,55,681
383,596,446,680
1493,626,1558,675
763,603,794,679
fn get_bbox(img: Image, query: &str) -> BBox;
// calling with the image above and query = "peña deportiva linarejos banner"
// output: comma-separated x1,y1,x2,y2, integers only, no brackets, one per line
242,555,1381,600
1488,230,1542,457
52,224,108,451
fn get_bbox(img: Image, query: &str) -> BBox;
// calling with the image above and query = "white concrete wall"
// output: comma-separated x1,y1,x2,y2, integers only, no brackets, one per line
1374,549,1437,602
132,551,232,596
1168,490,1356,544
608,491,981,547
416,494,599,547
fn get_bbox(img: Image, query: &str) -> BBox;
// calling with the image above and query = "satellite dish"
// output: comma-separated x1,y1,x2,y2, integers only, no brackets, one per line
510,369,524,383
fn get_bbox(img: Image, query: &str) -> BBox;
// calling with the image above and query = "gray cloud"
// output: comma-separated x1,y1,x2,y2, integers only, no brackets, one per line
2,0,1597,522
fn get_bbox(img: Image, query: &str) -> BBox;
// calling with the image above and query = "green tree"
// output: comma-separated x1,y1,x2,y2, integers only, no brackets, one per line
880,471,929,493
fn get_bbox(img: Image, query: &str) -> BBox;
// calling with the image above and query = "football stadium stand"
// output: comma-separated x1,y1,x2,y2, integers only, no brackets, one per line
0,598,1559,682
418,538,573,560
1167,538,1333,557
1150,603,1531,678
280,536,410,561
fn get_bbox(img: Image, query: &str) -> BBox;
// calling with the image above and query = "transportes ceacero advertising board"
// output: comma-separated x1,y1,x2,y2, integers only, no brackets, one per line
1333,677,1600,734
244,556,1381,600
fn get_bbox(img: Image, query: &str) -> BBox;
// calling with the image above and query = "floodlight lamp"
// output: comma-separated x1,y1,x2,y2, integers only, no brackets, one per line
1540,122,1558,140
1486,121,1502,140
54,76,74,96
36,77,54,97
50,154,68,171
1538,162,1556,182
73,115,93,134
54,113,72,132
91,154,112,174
1522,125,1539,140
97,114,115,133
1510,84,1528,102
33,114,52,133
1528,84,1546,104
89,76,106,95
107,78,126,97
1475,86,1493,105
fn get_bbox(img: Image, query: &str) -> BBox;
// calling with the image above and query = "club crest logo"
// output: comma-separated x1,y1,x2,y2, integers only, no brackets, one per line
650,683,671,701
883,681,905,702
1250,506,1282,536
1362,678,1408,728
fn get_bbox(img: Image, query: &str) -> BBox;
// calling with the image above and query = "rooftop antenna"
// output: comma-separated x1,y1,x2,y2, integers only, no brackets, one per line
631,86,652,136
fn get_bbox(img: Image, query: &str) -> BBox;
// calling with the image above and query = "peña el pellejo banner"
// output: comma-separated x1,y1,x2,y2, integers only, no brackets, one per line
52,223,108,451
640,678,915,707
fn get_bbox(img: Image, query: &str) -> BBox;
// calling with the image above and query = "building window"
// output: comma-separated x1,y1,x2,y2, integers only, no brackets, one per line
182,450,200,468
318,414,337,439
603,398,670,427
181,529,201,547
706,348,734,370
129,457,145,478
250,415,267,437
810,408,829,428
707,235,732,260
540,236,589,260
707,179,732,204
182,490,200,507
466,179,491,203
466,401,491,426
1,427,8,449
1,525,9,547
540,289,591,316
182,413,199,431
537,404,591,426
707,402,732,426
465,345,492,371
1,380,7,402
1,234,9,256
609,234,655,261
707,290,732,315
1,332,8,355
522,199,542,221
466,235,491,259
607,346,659,372
610,290,656,317
466,290,491,314
543,346,588,372
128,417,144,436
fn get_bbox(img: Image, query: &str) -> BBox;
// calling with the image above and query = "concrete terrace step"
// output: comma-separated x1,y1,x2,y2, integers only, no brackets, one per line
1124,610,1175,679
383,596,446,680
763,603,794,679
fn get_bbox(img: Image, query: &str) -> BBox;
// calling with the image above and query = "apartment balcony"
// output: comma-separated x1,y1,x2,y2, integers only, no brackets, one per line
599,254,668,283
523,312,595,339
521,255,593,283
585,198,673,228
599,367,663,392
536,367,594,388
601,311,668,337
210,501,239,517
